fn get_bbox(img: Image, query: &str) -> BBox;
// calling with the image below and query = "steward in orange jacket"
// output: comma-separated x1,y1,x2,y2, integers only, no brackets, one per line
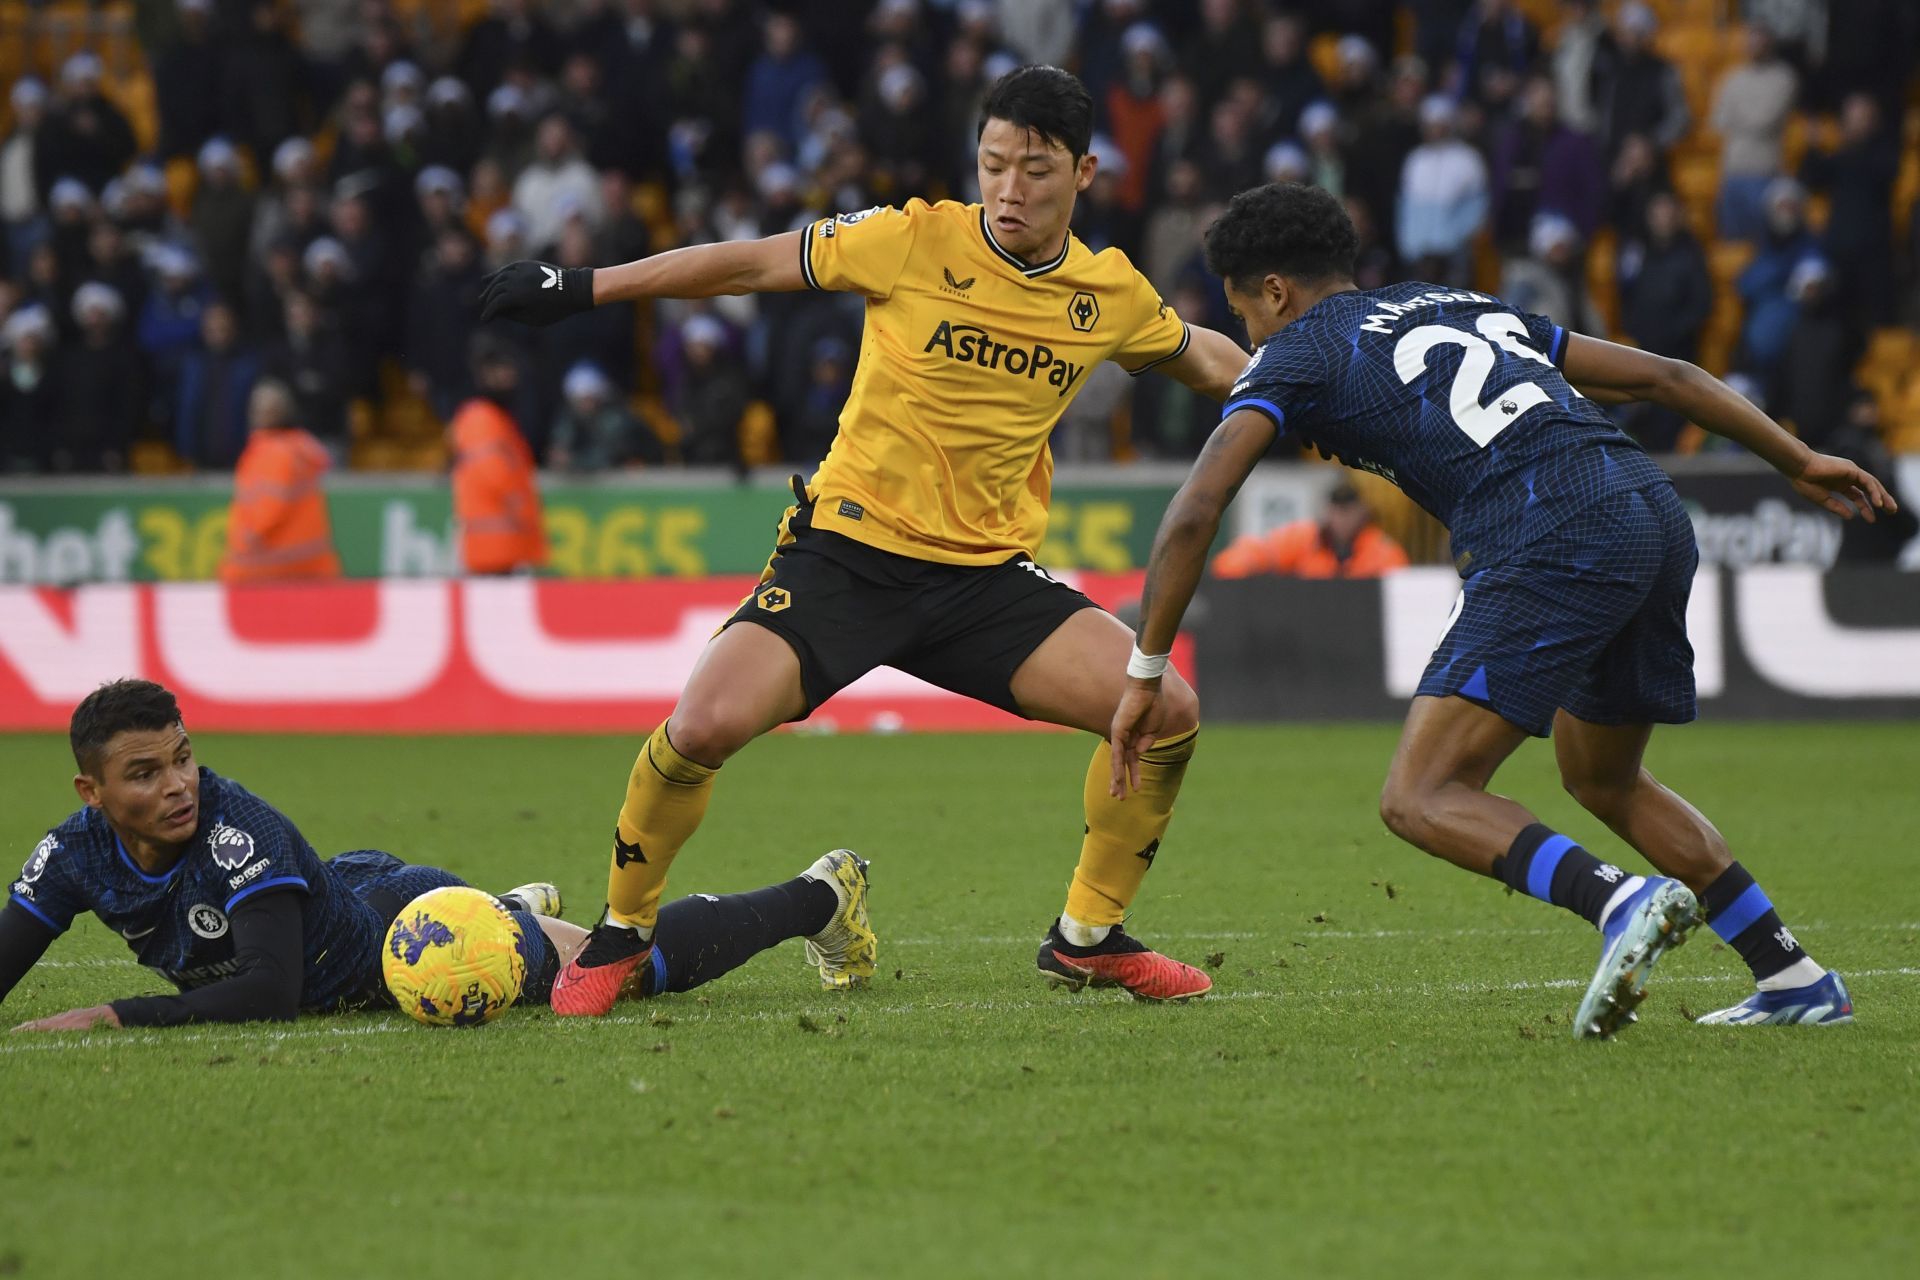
1211,482,1410,580
220,380,343,583
448,388,547,575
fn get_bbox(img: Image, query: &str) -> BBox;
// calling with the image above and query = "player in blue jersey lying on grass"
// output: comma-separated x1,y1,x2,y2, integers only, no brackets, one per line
1112,183,1894,1037
2,679,873,1032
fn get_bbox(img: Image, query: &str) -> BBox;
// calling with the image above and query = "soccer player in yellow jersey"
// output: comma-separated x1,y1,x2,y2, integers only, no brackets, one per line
480,67,1251,1012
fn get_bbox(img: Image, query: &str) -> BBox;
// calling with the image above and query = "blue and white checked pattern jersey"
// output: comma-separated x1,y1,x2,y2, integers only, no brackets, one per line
9,769,386,1009
1223,282,1670,571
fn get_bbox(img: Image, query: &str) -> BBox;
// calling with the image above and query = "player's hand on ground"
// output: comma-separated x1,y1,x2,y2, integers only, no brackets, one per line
1790,452,1897,522
1109,679,1162,798
478,260,595,325
12,1004,120,1033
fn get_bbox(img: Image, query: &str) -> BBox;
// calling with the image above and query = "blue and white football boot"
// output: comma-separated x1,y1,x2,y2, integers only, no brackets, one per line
1574,877,1702,1040
1695,971,1854,1025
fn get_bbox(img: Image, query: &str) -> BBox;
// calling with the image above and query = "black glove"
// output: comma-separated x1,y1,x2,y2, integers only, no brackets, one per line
479,260,596,325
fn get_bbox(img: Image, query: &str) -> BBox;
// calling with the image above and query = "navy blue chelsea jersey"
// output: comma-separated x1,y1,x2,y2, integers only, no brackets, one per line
1223,282,1670,570
8,769,385,1008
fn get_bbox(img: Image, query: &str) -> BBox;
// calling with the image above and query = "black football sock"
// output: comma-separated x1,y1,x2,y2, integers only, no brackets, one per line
640,876,839,996
1698,861,1816,985
1490,823,1638,929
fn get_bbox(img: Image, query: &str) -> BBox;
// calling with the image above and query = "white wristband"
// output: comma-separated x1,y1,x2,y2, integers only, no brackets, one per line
1126,643,1171,680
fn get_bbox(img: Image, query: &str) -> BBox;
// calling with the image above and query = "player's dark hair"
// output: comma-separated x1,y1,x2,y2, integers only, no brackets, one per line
69,679,183,774
977,65,1093,161
1203,182,1359,291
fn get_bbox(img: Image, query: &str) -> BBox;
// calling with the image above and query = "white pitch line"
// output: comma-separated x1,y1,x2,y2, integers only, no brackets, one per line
3,970,1917,1057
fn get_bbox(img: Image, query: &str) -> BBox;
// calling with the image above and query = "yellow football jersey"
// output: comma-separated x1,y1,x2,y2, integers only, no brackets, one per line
797,199,1190,565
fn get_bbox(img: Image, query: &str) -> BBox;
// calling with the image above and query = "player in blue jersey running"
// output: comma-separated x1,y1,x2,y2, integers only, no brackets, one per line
2,680,874,1032
1112,183,1893,1037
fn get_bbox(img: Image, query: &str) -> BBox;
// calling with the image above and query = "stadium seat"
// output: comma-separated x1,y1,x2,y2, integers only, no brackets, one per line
164,156,197,220
1308,33,1342,87
737,401,780,468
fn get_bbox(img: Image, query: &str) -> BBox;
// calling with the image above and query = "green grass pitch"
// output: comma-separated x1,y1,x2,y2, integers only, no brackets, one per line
0,724,1915,1278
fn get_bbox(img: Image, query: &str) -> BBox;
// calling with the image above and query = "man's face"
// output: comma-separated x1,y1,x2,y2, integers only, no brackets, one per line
975,118,1093,261
1222,275,1285,348
75,725,200,848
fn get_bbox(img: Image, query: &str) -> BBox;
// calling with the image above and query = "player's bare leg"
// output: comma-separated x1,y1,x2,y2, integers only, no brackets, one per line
552,621,807,1016
1011,608,1212,1001
1380,695,1700,1038
1378,694,1536,874
1553,712,1848,1025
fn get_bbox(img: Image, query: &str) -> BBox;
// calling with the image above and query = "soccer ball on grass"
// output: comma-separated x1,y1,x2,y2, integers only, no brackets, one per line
382,886,529,1026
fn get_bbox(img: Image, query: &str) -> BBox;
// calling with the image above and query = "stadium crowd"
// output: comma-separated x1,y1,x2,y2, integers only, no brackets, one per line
0,0,1916,474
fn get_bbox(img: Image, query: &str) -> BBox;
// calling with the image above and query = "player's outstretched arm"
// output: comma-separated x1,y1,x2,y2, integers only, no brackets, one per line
1111,408,1278,796
11,892,305,1032
1158,325,1252,401
0,900,59,1011
479,231,809,326
1560,332,1897,522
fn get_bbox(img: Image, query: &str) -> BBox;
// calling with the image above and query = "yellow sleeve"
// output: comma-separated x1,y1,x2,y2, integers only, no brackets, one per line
1112,270,1191,376
799,204,920,299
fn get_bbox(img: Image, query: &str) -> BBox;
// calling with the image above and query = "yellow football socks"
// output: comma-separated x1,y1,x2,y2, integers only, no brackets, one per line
605,723,717,933
1064,726,1199,927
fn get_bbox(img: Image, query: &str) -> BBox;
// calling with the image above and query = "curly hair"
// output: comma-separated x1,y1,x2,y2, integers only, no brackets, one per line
70,679,183,775
1203,182,1358,291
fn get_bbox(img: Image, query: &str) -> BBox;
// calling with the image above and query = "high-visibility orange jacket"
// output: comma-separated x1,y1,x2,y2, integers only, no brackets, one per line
1210,519,1410,580
220,427,343,582
449,397,547,575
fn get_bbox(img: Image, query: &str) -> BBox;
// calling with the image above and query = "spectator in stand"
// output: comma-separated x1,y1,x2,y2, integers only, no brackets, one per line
136,246,211,406
1263,141,1311,188
743,13,828,156
1456,0,1539,115
1258,11,1326,142
998,0,1076,71
1605,131,1670,242
1409,0,1474,86
593,169,651,267
1181,0,1265,110
459,0,563,100
784,335,852,466
1144,75,1203,205
1772,259,1863,450
513,115,603,253
422,76,482,176
548,361,661,472
264,290,356,454
1197,93,1264,203
1711,25,1797,242
1,305,59,473
414,166,467,246
154,0,225,161
1619,190,1712,368
20,242,70,335
1211,482,1410,580
224,1,306,161
1491,74,1603,253
1349,55,1425,245
175,302,262,471
483,207,531,271
42,54,137,194
80,220,149,326
1329,37,1382,127
1810,0,1914,121
1801,92,1900,324
1075,0,1144,111
535,214,634,420
1397,95,1488,286
671,314,749,470
221,379,342,583
190,138,256,309
56,282,144,473
1299,102,1346,200
2,79,50,277
1501,212,1603,335
1105,23,1169,215
1737,178,1823,373
1075,137,1141,257
1346,194,1401,292
248,138,316,265
1591,2,1690,158
449,339,547,575
1551,0,1607,135
47,179,96,284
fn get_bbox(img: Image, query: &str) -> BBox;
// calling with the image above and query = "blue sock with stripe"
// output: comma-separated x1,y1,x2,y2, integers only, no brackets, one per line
1491,823,1637,929
1699,862,1813,985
